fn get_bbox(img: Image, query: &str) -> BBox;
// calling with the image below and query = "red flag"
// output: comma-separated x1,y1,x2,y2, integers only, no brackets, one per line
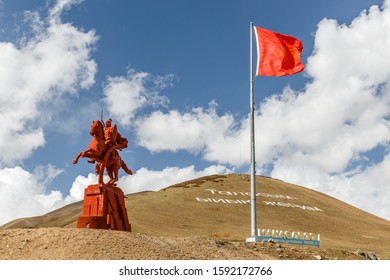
254,26,304,76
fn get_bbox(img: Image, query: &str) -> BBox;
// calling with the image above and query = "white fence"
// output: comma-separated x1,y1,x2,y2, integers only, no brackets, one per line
257,228,320,246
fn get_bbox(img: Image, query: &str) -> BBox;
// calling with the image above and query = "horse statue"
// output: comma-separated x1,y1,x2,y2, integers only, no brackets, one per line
73,119,132,185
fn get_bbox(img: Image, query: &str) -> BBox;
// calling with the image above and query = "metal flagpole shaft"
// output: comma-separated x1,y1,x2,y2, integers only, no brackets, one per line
247,22,259,242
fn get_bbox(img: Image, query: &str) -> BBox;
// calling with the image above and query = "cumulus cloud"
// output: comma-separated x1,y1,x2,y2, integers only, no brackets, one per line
103,68,175,126
48,0,84,24
271,155,390,220
0,166,66,225
0,0,97,165
0,164,100,225
133,1,390,220
67,173,99,201
265,2,390,218
135,101,239,157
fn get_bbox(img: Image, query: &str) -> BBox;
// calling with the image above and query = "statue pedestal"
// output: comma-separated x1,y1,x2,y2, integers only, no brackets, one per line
77,184,131,231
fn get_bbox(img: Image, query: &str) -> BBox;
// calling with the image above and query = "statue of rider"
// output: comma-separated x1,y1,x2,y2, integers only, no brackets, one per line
104,118,128,150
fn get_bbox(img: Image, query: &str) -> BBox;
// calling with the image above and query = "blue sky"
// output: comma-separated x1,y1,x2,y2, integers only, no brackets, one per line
1,0,390,225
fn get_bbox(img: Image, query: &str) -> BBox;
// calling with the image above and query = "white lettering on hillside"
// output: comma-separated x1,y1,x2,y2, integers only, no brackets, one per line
262,201,323,211
205,189,296,200
196,197,323,211
196,197,251,204
196,189,323,212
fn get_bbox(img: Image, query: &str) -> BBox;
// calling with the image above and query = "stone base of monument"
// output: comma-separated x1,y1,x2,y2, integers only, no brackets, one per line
77,183,131,232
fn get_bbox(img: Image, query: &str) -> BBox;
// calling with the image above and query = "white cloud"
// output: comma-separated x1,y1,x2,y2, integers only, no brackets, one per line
48,0,84,24
0,0,97,165
0,164,99,226
265,1,390,220
103,68,174,126
33,164,64,187
271,155,390,221
0,165,67,225
67,173,99,201
135,101,238,158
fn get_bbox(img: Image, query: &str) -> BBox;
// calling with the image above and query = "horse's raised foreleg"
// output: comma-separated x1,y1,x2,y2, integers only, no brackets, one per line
73,152,83,164
73,149,98,164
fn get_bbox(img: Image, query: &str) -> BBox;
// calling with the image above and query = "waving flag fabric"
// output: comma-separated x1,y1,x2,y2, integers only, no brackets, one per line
254,26,304,76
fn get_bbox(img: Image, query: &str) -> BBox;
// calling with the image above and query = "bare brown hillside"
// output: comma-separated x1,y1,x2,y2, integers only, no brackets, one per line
1,174,389,260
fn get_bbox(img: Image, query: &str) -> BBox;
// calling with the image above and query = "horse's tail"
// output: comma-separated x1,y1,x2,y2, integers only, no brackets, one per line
121,160,133,175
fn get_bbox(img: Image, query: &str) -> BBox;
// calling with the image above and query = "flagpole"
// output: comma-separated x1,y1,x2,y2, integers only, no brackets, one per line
246,22,260,242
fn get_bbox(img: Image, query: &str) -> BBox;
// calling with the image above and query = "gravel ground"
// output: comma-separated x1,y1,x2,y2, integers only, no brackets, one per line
0,228,365,260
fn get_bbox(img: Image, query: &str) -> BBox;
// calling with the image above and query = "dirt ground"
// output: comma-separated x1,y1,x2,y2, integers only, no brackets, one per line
0,228,367,260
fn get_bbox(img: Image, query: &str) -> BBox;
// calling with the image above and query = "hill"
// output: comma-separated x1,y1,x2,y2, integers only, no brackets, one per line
1,174,389,260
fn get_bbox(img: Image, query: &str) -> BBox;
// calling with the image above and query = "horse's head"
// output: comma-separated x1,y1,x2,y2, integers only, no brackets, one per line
90,120,104,137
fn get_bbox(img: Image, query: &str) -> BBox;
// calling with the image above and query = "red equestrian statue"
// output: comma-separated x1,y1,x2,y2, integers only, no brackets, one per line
73,118,132,231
